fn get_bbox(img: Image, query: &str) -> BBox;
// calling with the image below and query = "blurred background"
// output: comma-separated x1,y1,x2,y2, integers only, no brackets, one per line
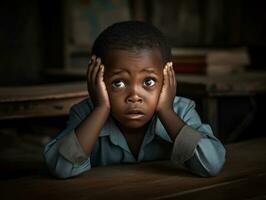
0,0,265,85
0,0,266,179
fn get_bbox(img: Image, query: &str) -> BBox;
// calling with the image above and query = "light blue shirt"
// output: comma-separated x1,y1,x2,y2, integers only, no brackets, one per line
44,96,226,178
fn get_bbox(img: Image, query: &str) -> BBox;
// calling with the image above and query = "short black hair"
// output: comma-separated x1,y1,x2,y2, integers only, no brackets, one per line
91,21,171,63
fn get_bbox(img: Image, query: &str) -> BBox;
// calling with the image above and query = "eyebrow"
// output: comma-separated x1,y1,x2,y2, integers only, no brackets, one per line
109,67,159,76
141,68,159,75
110,69,129,76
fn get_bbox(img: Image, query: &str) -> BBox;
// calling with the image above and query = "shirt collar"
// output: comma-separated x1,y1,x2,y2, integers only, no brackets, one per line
154,115,173,143
100,116,130,152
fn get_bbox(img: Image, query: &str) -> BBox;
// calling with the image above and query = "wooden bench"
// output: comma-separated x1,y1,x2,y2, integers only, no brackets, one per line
1,137,265,200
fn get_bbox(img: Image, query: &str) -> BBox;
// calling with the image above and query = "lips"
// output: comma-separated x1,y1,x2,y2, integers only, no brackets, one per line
125,109,144,119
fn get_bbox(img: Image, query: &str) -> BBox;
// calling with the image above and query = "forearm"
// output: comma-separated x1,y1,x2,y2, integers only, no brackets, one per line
157,109,185,141
181,136,226,177
75,106,110,155
44,139,92,179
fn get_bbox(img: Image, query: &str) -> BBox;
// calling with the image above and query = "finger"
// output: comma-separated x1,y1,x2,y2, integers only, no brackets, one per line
169,62,175,87
170,63,177,96
163,63,169,87
91,57,101,85
88,55,94,66
167,62,171,86
96,64,108,97
100,65,105,82
167,62,173,87
171,63,177,88
87,56,96,93
96,64,104,86
87,56,96,87
87,55,96,78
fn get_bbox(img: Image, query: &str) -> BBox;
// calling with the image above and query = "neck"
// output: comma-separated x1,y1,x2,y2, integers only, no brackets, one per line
113,120,148,136
121,125,148,136
115,122,148,160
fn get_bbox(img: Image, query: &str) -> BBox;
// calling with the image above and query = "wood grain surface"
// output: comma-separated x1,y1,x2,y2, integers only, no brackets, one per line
0,137,265,200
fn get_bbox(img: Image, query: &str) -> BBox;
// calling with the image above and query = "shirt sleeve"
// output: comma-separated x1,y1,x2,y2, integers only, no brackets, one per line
58,131,88,164
171,98,226,177
43,101,92,179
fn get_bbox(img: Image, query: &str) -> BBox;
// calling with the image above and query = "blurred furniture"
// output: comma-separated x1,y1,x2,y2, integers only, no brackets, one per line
176,72,266,141
0,82,87,120
1,72,266,141
1,137,266,200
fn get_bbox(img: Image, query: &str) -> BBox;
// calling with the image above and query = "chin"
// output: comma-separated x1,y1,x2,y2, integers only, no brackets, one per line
126,122,148,129
115,118,150,129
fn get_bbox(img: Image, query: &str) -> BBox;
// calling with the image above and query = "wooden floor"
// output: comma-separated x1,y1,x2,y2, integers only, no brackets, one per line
0,137,266,200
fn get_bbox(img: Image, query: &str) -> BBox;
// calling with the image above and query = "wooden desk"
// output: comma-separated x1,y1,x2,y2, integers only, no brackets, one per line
1,137,266,200
0,82,87,120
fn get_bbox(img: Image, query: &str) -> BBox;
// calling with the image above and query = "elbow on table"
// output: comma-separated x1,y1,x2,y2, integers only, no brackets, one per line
188,156,225,177
52,168,74,179
44,154,91,179
51,163,92,179
184,146,226,177
200,150,226,177
205,157,225,177
52,172,69,179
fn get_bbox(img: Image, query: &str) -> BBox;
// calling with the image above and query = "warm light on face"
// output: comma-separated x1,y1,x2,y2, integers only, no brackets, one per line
104,49,164,130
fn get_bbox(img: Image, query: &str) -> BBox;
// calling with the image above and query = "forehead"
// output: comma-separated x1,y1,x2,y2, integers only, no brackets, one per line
104,49,163,74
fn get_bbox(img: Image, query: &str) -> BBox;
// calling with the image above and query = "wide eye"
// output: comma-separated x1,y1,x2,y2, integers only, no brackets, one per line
144,78,156,87
112,80,126,88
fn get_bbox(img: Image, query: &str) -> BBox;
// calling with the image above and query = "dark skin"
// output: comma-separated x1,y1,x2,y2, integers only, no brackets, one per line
75,49,185,159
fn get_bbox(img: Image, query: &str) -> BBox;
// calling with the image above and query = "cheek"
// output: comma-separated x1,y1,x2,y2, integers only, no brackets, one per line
110,95,122,106
144,89,161,107
150,93,160,106
109,94,126,120
108,90,125,110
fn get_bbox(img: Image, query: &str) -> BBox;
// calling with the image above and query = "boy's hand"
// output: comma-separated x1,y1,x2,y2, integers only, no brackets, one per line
87,55,110,110
156,62,176,114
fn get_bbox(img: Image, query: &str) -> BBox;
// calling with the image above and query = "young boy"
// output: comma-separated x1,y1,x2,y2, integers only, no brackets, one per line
44,21,225,179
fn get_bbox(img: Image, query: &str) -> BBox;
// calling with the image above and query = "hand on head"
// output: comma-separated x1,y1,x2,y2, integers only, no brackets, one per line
87,54,176,120
87,55,110,110
156,61,176,113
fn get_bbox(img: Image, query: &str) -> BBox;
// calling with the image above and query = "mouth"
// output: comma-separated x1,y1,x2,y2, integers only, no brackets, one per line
125,109,145,119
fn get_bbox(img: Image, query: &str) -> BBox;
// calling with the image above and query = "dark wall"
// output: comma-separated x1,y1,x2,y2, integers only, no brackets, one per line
0,0,63,86
151,0,266,47
0,0,42,85
0,0,265,85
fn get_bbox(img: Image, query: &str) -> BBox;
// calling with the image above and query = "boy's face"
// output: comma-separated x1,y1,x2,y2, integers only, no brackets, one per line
104,49,164,130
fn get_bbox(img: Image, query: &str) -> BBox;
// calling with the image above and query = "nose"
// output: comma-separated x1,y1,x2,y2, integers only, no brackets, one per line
126,87,143,104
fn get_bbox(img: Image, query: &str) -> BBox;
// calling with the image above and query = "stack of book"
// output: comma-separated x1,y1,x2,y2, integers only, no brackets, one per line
171,47,250,75
206,47,250,75
171,48,207,74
